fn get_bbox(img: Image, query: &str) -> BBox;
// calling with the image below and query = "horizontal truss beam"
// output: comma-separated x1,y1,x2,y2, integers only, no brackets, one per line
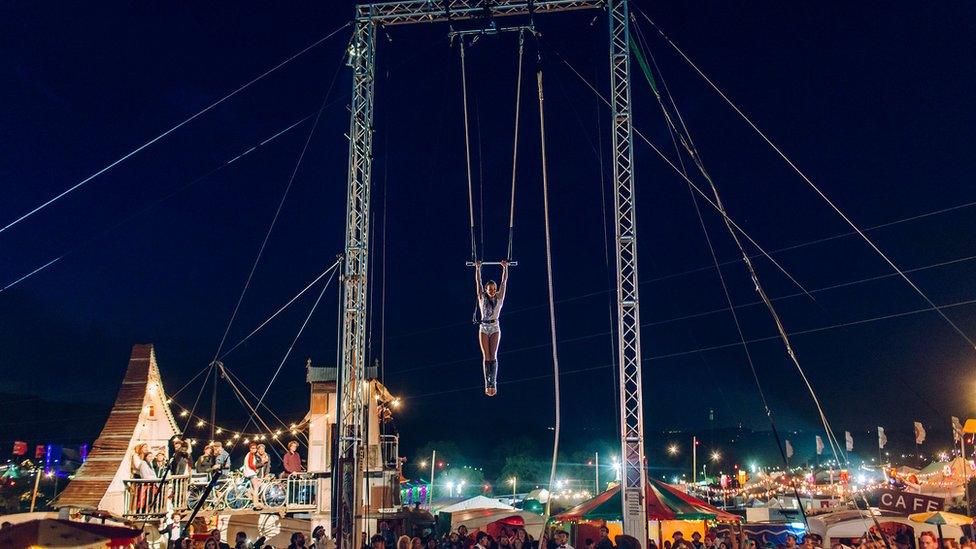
357,0,603,26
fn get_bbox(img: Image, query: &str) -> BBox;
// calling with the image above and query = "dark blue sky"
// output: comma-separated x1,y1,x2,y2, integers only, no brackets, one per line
1,1,975,461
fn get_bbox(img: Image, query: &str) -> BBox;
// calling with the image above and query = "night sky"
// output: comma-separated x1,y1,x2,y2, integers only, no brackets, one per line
2,2,975,469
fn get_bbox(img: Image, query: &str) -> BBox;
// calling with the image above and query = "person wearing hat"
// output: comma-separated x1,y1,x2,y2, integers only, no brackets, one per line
672,532,693,549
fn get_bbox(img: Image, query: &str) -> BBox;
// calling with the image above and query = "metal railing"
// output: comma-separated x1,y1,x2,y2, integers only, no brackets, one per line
124,473,319,518
379,434,399,468
122,474,190,517
285,474,318,511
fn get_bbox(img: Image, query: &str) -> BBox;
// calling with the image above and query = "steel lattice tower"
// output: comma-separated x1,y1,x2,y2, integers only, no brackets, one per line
337,1,647,546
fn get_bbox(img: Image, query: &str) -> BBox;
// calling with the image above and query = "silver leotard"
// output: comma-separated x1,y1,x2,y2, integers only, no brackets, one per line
478,293,504,334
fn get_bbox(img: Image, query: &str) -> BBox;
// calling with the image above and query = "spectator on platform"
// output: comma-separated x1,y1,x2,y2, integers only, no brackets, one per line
398,536,412,549
243,443,263,509
212,442,231,472
256,443,272,477
234,531,249,549
152,452,168,477
170,439,191,475
372,535,388,549
196,445,216,474
284,441,305,476
691,533,703,549
131,443,156,479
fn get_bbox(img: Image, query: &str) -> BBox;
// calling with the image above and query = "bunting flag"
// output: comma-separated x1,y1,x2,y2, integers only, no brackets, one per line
845,431,854,452
952,416,963,443
816,436,825,455
785,439,794,459
878,427,888,449
914,422,927,445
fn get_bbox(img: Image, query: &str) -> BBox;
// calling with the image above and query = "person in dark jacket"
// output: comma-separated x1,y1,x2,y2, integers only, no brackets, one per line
594,527,614,549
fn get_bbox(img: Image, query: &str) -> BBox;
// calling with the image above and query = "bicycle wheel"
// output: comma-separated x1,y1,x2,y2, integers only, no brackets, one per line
225,480,253,510
262,481,286,508
187,485,205,509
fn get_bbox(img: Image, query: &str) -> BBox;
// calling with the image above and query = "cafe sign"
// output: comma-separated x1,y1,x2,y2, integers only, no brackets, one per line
875,488,944,514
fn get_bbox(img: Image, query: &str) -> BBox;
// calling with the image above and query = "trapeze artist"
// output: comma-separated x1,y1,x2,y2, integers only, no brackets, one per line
474,260,510,396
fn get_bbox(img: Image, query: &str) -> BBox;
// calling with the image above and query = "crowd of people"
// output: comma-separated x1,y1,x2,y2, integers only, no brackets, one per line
130,438,307,481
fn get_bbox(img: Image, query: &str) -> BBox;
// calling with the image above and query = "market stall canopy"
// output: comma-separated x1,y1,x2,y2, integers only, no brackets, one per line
0,519,142,548
438,495,515,514
908,512,972,527
438,509,546,539
554,480,739,523
807,510,965,542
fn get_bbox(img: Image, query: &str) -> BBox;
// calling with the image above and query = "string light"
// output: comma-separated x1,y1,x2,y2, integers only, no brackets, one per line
166,398,311,442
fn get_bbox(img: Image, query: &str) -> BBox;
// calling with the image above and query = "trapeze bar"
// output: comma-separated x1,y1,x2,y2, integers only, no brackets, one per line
465,261,518,266
448,25,536,38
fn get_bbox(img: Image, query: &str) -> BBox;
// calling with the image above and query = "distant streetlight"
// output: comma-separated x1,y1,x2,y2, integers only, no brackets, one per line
446,480,455,497
710,450,721,463
509,476,518,501
667,444,679,456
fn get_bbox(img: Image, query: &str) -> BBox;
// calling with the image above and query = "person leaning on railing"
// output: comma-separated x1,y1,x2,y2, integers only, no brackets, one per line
130,442,157,512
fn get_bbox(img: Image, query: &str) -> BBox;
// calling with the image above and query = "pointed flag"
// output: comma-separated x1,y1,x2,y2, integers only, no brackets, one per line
845,431,854,452
914,421,927,445
816,436,825,455
878,427,887,449
952,416,963,443
786,439,794,459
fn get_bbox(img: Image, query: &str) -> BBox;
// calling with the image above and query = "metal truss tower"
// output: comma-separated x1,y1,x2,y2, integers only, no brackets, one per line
337,0,646,546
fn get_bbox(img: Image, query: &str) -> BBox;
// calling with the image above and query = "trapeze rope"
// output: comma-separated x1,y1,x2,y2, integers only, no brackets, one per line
636,8,976,352
0,22,351,236
459,39,478,261
535,52,562,517
507,30,526,261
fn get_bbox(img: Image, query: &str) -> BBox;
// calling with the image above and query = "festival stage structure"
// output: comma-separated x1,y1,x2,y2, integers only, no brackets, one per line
55,344,180,515
53,345,403,535
334,1,649,546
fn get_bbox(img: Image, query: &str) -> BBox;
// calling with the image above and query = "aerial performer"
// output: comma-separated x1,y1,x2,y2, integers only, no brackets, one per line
475,259,509,396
